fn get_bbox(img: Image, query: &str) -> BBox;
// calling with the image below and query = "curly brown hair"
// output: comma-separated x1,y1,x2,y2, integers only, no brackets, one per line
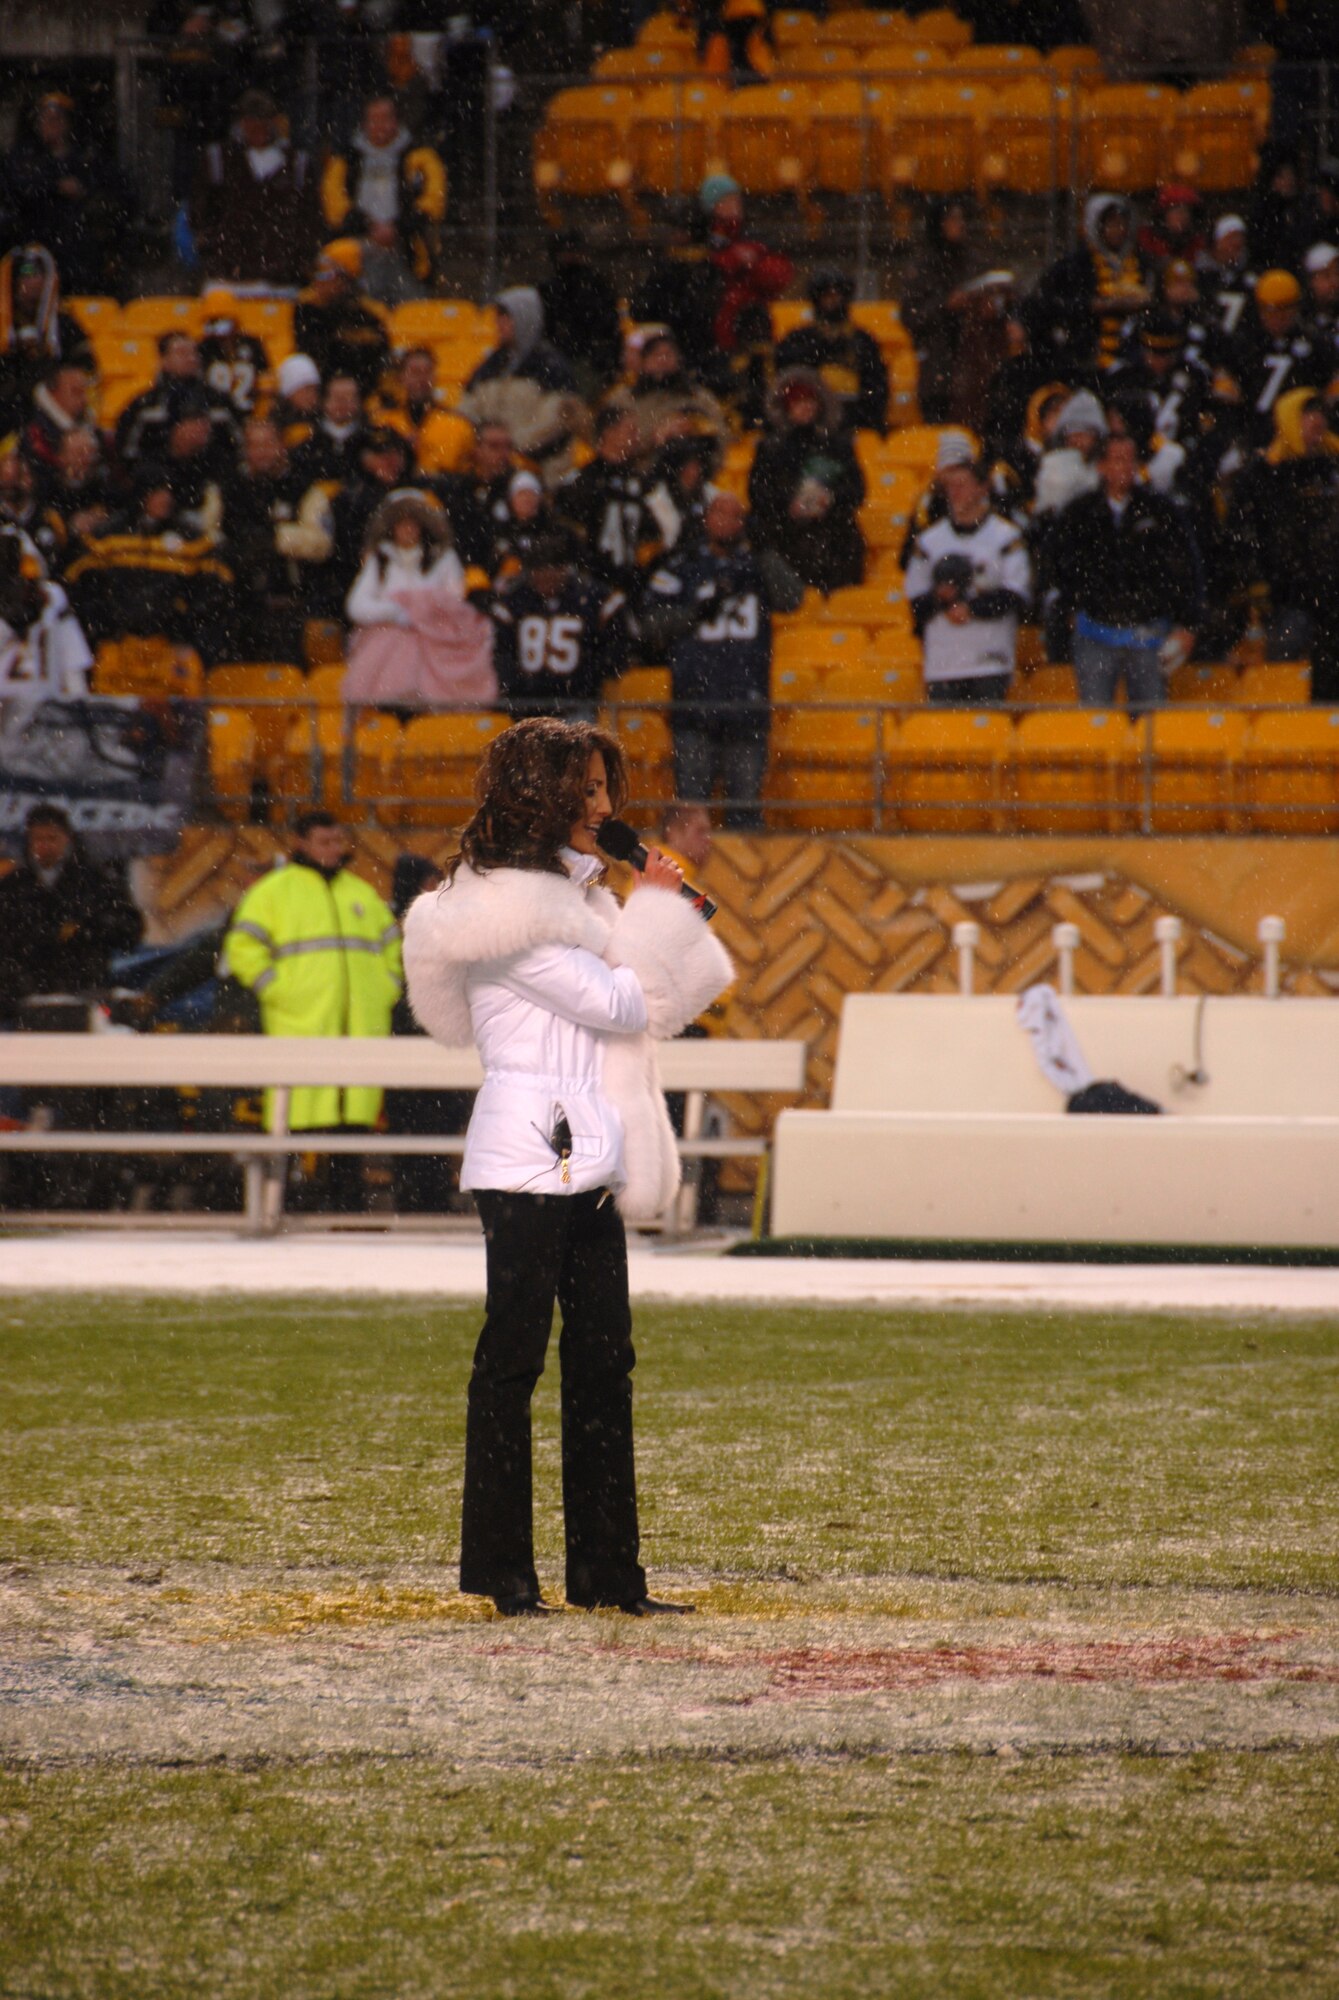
447,716,629,878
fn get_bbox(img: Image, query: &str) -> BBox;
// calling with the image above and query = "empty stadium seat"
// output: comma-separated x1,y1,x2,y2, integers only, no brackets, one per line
769,702,882,831
93,638,204,700
66,295,120,340
396,712,509,828
1238,662,1310,706
534,86,636,201
952,43,1043,79
861,43,942,80
1241,708,1339,833
770,661,822,702
629,80,729,198
1169,81,1263,191
861,466,923,546
593,44,684,87
227,298,294,355
305,664,348,707
206,706,259,822
121,296,205,340
719,83,812,197
389,299,491,349
850,301,909,351
1167,662,1241,705
1147,709,1248,833
912,8,974,50
876,424,946,472
1047,45,1103,87
637,9,696,51
1014,665,1077,706
977,78,1067,198
887,707,1012,833
207,663,306,763
809,80,875,195
1075,84,1173,192
98,335,158,385
1011,708,1139,834
881,80,983,195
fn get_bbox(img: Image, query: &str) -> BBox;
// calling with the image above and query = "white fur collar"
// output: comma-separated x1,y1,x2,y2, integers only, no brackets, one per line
402,862,616,1046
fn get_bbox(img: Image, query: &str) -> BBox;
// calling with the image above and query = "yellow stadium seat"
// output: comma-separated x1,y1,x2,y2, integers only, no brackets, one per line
228,298,293,355
1167,661,1241,705
809,80,874,195
99,335,158,383
1012,708,1139,833
887,708,1013,833
955,43,1043,82
862,44,943,84
876,423,948,472
1047,46,1103,88
1014,664,1077,706
977,78,1067,197
771,661,821,702
769,703,881,831
912,8,974,50
867,546,909,587
822,9,890,49
881,81,984,195
121,296,205,340
773,7,820,50
817,585,898,628
349,713,404,823
1169,81,1262,192
303,620,345,669
867,594,915,637
389,299,490,348
534,86,636,201
861,465,923,547
629,80,729,198
205,707,259,822
1075,84,1174,193
850,301,909,351
1241,708,1339,833
637,10,696,51
792,44,862,79
609,666,672,706
395,711,509,829
1238,662,1310,706
93,638,204,700
66,295,120,340
207,663,307,763
274,704,341,810
817,661,904,703
306,664,348,707
719,83,812,198
1147,709,1248,833
593,45,684,88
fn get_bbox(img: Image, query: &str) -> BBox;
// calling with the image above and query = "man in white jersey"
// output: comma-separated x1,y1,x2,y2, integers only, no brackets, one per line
0,528,92,731
904,457,1032,704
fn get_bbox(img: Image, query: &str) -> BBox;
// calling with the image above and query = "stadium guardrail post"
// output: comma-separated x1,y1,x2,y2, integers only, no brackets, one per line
1052,920,1079,996
952,921,980,996
1155,915,1182,997
1259,915,1286,998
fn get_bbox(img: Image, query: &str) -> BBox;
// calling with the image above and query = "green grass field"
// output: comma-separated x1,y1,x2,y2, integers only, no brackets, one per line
2,1293,1336,1997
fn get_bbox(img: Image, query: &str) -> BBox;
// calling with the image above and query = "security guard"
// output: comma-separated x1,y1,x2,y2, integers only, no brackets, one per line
223,811,403,1210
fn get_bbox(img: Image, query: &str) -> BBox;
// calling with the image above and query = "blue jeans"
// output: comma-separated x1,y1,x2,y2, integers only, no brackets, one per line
1073,633,1165,717
673,726,768,829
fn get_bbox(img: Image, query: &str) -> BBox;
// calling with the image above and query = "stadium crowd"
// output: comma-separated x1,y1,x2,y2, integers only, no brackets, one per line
4,3,1339,834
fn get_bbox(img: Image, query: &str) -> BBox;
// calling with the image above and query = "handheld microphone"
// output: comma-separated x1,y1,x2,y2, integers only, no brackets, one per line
595,817,718,921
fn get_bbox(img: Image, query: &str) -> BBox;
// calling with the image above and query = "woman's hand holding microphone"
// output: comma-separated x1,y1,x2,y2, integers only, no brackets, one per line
630,848,684,894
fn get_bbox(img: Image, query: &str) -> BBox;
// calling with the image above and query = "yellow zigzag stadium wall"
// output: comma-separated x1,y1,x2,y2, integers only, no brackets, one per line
136,832,1339,1177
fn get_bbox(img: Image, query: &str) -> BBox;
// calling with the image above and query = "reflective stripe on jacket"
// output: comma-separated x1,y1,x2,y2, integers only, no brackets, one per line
224,859,403,1130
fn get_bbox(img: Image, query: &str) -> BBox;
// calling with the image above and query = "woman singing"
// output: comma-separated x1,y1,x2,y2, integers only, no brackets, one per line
403,717,731,1617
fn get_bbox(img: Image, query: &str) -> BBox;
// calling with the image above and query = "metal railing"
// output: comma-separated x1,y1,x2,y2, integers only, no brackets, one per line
187,691,1339,835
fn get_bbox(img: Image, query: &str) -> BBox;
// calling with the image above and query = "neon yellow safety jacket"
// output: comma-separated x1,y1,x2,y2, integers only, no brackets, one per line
224,858,403,1130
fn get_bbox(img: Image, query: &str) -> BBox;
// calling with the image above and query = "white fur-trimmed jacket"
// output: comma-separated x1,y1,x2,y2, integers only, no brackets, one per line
402,852,732,1221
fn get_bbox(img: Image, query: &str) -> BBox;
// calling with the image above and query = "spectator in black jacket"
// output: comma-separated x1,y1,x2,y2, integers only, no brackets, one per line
538,229,623,402
489,532,628,720
774,269,889,434
1045,431,1200,715
0,245,94,438
553,406,662,596
292,239,391,396
747,368,865,595
114,333,234,473
1229,269,1330,448
217,416,335,659
0,804,142,1021
3,92,131,295
640,491,804,827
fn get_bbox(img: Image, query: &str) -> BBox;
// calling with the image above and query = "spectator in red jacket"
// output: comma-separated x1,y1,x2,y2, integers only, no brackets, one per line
698,173,793,426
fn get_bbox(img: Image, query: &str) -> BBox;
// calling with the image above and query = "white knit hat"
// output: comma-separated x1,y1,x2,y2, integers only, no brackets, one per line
277,354,321,398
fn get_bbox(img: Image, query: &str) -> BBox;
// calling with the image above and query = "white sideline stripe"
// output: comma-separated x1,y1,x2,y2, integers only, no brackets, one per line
2,1232,1339,1313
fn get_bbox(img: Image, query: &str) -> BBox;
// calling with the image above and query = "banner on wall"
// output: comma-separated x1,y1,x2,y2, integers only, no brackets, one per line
0,697,205,860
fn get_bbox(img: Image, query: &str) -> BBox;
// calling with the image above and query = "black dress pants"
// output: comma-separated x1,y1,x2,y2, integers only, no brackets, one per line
460,1188,647,1608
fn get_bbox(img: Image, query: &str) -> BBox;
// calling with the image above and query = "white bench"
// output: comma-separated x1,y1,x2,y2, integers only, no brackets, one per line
772,995,1339,1250
0,1034,807,1236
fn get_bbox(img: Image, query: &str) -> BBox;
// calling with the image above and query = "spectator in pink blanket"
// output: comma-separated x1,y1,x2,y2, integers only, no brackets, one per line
342,491,496,712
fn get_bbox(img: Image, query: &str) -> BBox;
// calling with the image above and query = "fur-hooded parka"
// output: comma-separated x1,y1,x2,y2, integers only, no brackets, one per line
402,862,733,1222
